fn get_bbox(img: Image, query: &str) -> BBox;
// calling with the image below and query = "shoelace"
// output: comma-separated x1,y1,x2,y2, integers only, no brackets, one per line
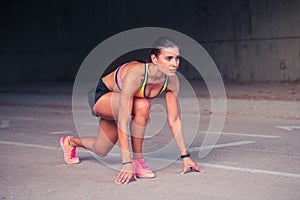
138,159,150,170
70,147,77,159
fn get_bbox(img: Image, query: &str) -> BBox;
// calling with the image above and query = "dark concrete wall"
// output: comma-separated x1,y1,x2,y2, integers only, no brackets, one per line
0,0,299,82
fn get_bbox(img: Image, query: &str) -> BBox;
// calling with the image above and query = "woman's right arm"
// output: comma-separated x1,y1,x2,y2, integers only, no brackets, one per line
114,66,141,184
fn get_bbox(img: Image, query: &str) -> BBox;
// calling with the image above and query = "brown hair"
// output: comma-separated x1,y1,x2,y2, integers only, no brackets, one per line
151,36,179,57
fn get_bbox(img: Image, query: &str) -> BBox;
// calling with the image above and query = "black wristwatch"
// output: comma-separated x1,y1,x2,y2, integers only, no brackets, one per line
180,152,190,159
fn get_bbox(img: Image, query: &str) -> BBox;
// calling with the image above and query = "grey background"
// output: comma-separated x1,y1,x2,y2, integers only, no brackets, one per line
0,0,299,82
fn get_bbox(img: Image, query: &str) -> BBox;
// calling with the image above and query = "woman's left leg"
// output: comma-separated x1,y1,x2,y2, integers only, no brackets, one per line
130,98,155,178
131,98,151,159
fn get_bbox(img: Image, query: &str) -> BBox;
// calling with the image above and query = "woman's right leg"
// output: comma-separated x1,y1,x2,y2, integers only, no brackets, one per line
70,118,118,157
61,92,120,164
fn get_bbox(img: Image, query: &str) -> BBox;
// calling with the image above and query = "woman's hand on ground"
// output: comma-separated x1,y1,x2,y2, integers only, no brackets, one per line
115,163,137,184
181,157,204,174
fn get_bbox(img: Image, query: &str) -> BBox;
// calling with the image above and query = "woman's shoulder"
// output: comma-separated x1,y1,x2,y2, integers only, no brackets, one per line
121,61,146,82
123,61,146,74
125,60,146,68
166,75,179,93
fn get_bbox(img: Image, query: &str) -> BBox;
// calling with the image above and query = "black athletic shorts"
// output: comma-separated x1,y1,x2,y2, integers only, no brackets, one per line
88,78,111,116
95,78,111,103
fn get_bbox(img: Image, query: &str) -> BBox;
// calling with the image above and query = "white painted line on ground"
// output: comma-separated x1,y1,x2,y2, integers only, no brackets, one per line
277,126,300,131
49,131,72,135
1,140,299,178
0,140,91,153
200,131,280,138
189,141,255,152
0,140,59,150
198,163,300,178
0,116,36,121
146,157,300,178
0,120,10,128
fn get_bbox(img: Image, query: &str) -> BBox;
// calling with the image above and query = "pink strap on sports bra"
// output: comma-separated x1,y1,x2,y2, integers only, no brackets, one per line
115,63,128,90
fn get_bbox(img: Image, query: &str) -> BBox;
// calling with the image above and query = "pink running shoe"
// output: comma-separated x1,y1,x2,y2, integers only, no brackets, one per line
132,158,155,178
60,136,80,164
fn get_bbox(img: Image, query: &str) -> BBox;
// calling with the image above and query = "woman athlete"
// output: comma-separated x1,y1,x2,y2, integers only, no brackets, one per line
60,37,203,184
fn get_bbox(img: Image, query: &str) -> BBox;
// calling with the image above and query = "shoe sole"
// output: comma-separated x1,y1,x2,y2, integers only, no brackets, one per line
135,173,156,179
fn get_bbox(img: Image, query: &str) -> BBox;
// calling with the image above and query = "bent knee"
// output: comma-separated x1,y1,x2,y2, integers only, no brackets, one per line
94,149,109,157
93,145,110,157
133,99,151,118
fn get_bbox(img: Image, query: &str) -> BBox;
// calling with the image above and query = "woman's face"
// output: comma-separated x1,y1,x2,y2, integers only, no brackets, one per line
153,47,180,76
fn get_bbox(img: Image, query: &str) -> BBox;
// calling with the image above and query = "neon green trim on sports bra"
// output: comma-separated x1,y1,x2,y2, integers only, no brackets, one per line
139,63,169,99
115,63,169,99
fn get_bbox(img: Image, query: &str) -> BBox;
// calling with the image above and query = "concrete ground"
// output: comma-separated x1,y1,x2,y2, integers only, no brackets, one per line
0,81,299,200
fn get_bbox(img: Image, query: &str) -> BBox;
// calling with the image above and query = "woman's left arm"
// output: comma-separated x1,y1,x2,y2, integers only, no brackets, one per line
165,76,203,174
